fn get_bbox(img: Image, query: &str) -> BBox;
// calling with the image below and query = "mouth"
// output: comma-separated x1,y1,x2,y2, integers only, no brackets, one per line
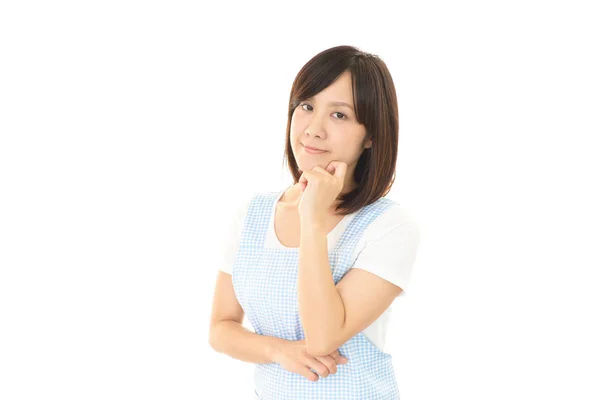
302,144,327,154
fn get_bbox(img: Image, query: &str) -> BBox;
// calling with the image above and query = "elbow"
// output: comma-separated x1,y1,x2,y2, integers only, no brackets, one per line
208,323,223,352
305,338,336,358
208,334,218,352
304,326,342,357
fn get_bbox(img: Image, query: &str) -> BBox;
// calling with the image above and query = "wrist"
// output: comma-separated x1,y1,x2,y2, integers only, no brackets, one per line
266,336,286,364
300,216,327,233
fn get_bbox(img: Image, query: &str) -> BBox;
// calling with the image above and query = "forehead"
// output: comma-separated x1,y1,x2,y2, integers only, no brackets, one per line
311,70,354,102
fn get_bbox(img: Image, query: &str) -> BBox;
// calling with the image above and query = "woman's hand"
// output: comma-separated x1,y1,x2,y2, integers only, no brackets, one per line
297,161,347,223
272,338,348,382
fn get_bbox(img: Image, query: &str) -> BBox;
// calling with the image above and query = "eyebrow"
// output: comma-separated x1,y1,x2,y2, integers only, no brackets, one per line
306,97,354,110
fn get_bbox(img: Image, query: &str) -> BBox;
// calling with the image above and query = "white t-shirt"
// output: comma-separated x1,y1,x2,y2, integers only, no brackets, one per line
219,187,420,352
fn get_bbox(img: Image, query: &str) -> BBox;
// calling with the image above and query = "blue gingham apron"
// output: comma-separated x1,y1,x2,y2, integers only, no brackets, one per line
232,191,401,400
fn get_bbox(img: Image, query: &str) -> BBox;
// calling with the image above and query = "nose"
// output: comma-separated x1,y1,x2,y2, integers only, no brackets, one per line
305,114,326,139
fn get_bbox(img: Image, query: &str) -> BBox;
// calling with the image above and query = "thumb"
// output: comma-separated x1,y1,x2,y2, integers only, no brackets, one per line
331,351,348,364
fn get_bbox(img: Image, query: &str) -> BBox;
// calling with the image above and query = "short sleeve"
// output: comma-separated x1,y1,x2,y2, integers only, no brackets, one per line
218,194,253,275
350,220,421,297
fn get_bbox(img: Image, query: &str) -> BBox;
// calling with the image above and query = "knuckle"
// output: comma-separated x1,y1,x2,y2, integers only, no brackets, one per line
329,363,337,374
328,360,337,374
323,357,335,368
316,365,329,377
308,368,320,381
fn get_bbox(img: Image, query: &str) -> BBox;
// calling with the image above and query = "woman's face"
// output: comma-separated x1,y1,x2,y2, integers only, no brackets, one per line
290,70,371,187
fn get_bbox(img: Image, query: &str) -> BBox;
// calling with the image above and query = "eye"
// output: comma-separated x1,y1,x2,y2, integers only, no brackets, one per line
299,103,347,120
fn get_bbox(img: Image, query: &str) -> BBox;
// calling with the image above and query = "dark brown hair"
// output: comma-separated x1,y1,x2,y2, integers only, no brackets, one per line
283,45,399,215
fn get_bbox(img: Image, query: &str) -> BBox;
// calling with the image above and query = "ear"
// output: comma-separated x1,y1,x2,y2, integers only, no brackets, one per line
364,135,372,149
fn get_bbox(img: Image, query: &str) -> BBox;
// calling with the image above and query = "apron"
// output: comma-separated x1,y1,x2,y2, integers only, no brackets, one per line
232,191,401,400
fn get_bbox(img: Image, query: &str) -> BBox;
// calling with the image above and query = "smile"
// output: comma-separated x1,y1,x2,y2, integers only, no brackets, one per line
303,145,327,154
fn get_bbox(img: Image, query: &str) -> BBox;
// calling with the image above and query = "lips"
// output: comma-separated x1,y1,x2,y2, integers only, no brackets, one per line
303,144,326,151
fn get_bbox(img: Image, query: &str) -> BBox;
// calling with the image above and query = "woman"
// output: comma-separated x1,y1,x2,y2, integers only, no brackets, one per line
209,45,421,399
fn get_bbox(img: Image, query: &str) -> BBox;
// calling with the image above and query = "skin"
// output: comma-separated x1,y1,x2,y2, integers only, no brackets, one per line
209,74,389,384
271,70,378,371
283,70,372,215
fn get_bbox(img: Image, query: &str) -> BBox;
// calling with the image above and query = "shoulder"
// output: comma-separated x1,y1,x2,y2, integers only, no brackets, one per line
362,200,420,242
350,200,421,296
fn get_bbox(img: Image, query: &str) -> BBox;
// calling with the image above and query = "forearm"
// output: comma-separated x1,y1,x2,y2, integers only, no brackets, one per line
210,320,286,364
298,220,345,356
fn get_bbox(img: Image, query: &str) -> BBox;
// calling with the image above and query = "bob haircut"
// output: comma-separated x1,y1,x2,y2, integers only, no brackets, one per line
283,45,399,216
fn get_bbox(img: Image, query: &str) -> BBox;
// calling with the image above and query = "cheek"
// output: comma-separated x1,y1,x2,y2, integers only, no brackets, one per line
290,127,305,144
290,115,302,133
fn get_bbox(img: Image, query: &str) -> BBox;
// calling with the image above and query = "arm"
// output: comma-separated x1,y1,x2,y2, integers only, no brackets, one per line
298,221,417,357
297,220,346,356
209,270,286,364
210,319,286,364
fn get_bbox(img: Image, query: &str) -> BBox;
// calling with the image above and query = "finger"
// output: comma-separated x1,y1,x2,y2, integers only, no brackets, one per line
308,167,338,188
298,177,307,192
312,166,338,185
296,365,319,382
304,357,330,378
315,355,337,375
312,165,332,176
313,164,345,191
330,350,348,364
299,173,310,191
320,161,346,178
331,161,347,179
318,161,337,174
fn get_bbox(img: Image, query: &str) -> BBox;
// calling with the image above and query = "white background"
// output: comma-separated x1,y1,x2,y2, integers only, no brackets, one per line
1,1,599,399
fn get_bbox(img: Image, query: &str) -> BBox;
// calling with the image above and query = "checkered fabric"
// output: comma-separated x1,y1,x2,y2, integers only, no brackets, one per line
232,191,401,400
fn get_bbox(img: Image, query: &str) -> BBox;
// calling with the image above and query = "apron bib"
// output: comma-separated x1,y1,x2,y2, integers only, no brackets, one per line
232,191,400,400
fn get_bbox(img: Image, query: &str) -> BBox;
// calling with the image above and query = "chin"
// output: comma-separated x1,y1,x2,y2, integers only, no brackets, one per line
299,161,327,173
